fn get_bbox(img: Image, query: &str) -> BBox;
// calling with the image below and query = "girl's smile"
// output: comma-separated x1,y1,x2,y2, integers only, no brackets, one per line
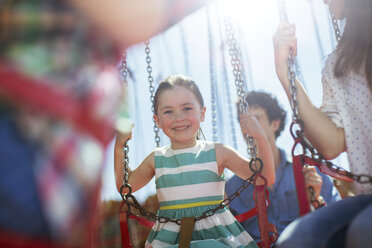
172,125,190,131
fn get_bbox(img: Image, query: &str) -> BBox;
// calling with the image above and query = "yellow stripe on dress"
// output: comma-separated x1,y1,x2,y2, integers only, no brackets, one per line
159,200,222,210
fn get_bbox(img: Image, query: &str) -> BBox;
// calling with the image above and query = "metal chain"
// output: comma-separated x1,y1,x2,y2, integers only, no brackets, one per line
293,127,372,185
308,187,325,209
179,23,190,75
224,15,257,160
122,143,130,187
278,0,307,136
122,171,259,225
282,0,337,211
120,140,262,224
330,13,341,42
144,40,161,147
119,50,128,84
288,57,299,121
216,3,238,149
278,0,308,90
207,6,218,142
236,25,255,92
221,42,238,149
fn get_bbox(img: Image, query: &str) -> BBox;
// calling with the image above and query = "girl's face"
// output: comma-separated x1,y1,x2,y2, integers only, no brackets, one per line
324,0,345,19
154,86,206,150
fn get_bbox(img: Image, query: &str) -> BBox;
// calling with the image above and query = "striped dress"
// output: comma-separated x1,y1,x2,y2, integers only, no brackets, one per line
145,140,258,248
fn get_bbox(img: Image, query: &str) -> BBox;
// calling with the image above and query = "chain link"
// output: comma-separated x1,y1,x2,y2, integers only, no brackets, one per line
308,186,325,209
330,13,341,42
122,171,258,225
122,143,130,186
288,57,299,121
278,0,308,90
179,23,190,75
221,42,238,149
213,1,238,149
218,30,238,148
207,6,218,142
293,126,372,185
144,40,161,147
224,16,257,160
278,0,299,122
119,50,128,84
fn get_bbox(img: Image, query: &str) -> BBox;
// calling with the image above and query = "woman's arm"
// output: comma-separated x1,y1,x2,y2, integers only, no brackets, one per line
273,21,346,159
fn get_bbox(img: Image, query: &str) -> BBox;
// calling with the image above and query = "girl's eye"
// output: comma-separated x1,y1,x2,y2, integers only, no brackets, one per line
184,107,192,111
163,110,172,114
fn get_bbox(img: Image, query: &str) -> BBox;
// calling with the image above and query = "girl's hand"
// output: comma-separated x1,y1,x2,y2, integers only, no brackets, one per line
115,120,134,149
114,129,133,192
239,113,265,139
115,130,133,150
303,166,323,201
272,21,297,88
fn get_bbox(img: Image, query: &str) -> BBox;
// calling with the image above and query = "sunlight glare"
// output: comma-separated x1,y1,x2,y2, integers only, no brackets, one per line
219,0,278,32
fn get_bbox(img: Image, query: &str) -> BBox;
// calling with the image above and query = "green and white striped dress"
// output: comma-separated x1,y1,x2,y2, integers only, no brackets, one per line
145,140,258,248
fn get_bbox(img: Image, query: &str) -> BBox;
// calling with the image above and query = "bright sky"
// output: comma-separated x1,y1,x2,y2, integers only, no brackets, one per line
101,0,349,202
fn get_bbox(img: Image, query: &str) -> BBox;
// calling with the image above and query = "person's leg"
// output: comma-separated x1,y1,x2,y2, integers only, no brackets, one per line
346,195,372,248
275,195,372,248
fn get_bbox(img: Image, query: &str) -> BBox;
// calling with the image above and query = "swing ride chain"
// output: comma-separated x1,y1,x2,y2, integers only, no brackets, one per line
224,16,257,160
144,40,161,147
179,24,190,75
279,0,335,208
120,141,263,225
288,54,324,208
330,13,341,42
122,143,130,189
120,50,128,84
207,6,218,142
294,125,372,185
215,2,238,149
308,187,325,209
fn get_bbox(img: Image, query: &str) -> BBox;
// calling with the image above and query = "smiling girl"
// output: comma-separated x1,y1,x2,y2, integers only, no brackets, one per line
114,74,275,247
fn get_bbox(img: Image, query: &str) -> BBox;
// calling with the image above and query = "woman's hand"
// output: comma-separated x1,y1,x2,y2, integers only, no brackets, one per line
272,21,297,89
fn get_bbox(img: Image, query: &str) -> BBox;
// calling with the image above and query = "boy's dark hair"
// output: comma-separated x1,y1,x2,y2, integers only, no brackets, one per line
242,91,286,139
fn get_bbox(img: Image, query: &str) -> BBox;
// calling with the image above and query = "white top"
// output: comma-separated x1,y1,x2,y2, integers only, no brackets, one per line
320,52,372,195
